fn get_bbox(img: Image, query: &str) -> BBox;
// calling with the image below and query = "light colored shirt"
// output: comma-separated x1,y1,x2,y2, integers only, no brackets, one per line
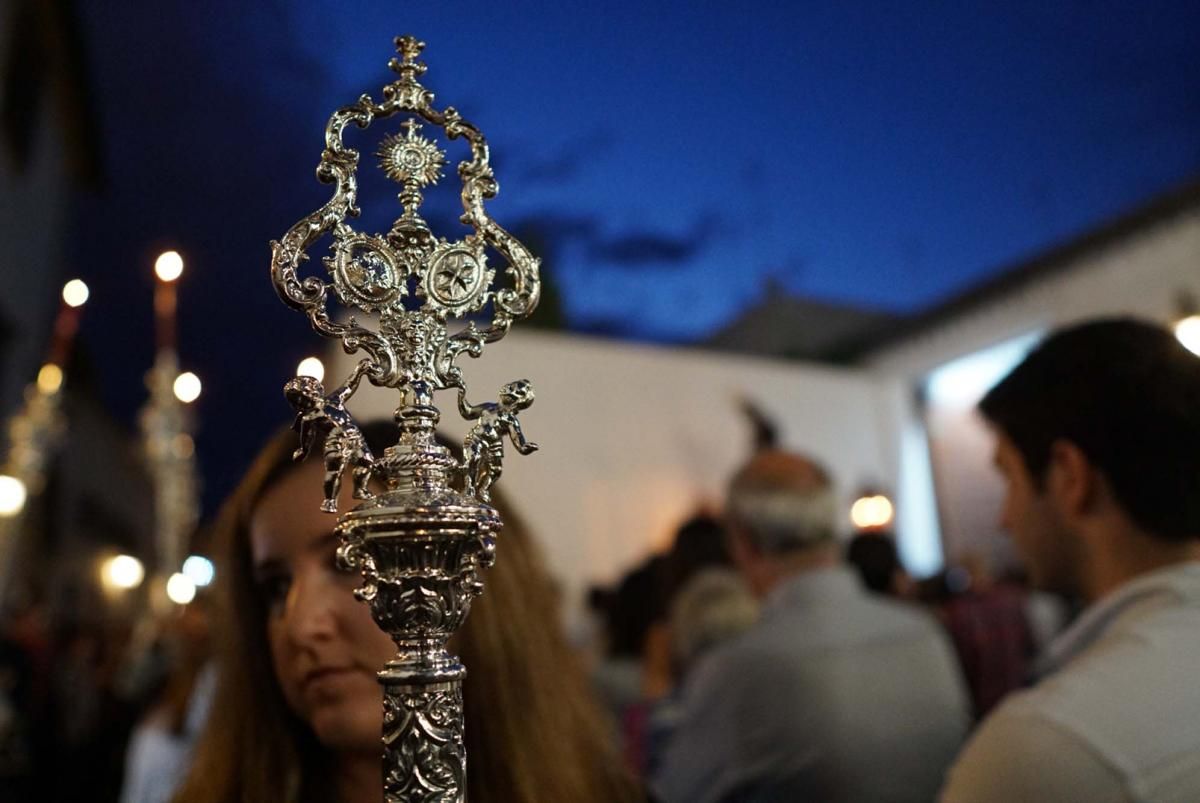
654,567,969,803
120,663,216,803
941,561,1200,803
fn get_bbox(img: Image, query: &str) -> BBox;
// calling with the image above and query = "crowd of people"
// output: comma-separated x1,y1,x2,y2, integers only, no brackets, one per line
1,315,1198,802
589,317,1200,802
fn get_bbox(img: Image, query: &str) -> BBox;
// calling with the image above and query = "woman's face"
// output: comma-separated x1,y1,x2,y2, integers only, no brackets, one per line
250,460,396,754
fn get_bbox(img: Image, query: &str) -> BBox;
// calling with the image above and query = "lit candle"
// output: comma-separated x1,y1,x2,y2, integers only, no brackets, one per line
46,279,89,372
154,250,183,352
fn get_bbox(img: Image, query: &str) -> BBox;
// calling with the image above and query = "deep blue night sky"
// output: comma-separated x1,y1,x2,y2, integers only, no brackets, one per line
66,1,1200,512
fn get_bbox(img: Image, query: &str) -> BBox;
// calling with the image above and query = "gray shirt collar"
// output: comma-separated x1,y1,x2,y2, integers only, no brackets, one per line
1036,561,1200,678
762,565,862,618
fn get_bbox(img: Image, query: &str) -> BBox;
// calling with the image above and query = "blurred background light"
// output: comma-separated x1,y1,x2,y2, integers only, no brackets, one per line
172,433,195,459
155,250,184,282
1175,314,1200,356
182,554,215,587
173,372,202,403
850,494,895,530
0,475,27,517
37,363,64,394
296,356,325,382
166,572,197,604
62,279,89,307
102,554,145,590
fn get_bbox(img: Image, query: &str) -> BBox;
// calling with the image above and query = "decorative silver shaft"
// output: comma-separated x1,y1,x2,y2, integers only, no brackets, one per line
382,681,465,799
270,36,540,802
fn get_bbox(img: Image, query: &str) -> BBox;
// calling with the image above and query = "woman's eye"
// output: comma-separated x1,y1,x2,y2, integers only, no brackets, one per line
256,573,292,612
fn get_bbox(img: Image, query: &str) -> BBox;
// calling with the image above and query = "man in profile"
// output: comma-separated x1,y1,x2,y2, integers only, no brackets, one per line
654,450,968,803
941,318,1200,801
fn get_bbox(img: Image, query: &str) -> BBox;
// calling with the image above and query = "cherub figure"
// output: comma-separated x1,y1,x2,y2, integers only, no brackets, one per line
459,379,538,502
285,361,376,513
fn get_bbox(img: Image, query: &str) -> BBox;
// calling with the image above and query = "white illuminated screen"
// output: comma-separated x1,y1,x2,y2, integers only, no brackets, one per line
913,330,1043,576
925,332,1042,409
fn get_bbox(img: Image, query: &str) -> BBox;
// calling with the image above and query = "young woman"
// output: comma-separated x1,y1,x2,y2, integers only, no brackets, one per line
174,423,641,803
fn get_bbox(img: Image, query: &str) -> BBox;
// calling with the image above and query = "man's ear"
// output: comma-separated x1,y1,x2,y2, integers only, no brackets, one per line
1046,439,1095,519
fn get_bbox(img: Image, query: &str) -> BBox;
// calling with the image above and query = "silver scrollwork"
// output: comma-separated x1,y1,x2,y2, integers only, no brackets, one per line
383,683,466,803
270,35,541,802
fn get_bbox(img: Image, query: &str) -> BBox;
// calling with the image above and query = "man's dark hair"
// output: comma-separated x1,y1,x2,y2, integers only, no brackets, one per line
979,317,1200,542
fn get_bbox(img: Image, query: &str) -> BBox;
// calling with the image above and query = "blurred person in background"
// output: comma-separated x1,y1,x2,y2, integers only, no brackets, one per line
642,564,758,779
931,553,1035,722
48,616,139,802
0,594,49,799
173,422,642,803
941,318,1200,802
641,514,739,703
655,450,968,803
844,530,911,598
120,588,216,803
0,624,36,798
632,514,758,776
591,553,668,736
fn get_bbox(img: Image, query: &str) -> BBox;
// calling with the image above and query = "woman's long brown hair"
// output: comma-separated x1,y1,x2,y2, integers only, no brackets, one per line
174,424,639,803
461,489,641,803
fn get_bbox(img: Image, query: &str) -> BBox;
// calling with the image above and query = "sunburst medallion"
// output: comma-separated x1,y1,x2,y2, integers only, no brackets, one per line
377,119,446,188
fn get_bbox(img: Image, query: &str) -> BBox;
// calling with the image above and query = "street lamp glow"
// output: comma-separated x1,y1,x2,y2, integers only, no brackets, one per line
182,555,215,587
155,250,184,282
297,356,325,383
102,554,145,590
166,572,197,605
850,494,895,530
0,476,27,517
173,372,202,403
37,363,63,394
62,279,89,307
1176,315,1200,357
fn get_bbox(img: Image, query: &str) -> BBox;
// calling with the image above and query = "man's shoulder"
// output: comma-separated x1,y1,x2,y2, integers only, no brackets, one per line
942,625,1200,803
770,583,945,632
858,593,947,632
1025,618,1200,771
691,625,786,679
698,593,956,686
940,695,1125,803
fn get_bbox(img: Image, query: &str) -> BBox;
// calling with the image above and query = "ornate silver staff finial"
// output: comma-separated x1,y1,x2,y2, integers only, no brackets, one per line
270,35,541,802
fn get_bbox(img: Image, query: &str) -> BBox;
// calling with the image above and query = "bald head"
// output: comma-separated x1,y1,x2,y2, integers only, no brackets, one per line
727,450,837,554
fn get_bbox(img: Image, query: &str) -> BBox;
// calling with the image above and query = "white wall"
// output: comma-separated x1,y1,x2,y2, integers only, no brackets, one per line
332,331,901,621
869,207,1200,379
